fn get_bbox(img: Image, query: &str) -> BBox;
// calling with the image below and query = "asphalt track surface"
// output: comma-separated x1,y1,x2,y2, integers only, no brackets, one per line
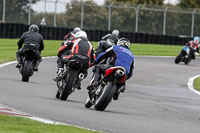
0,56,200,133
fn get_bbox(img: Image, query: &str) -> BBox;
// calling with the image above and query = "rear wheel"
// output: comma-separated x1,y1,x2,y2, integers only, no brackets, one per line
94,82,116,111
21,61,32,82
60,72,74,101
185,57,191,65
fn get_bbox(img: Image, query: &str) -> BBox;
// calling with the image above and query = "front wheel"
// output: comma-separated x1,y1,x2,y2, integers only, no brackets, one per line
94,82,116,111
85,97,92,108
60,72,74,101
175,52,183,64
56,90,60,99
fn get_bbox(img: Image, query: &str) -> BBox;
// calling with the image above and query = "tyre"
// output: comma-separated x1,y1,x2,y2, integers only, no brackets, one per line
175,52,183,64
85,97,92,108
60,72,74,101
94,82,116,111
185,57,191,65
56,90,60,99
21,61,32,82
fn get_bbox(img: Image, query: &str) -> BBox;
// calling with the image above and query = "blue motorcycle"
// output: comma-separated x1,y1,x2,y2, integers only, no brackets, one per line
175,46,192,65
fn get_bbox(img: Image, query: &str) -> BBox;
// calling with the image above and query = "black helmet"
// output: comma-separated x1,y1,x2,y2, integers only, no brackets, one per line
29,24,39,32
117,38,130,49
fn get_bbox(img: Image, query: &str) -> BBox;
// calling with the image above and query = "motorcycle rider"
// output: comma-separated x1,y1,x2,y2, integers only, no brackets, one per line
88,38,135,100
95,29,119,56
60,27,81,47
64,27,81,39
16,24,44,71
185,36,200,59
54,30,95,89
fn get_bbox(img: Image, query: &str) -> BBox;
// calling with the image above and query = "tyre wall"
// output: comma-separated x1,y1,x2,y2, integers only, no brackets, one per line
0,22,192,45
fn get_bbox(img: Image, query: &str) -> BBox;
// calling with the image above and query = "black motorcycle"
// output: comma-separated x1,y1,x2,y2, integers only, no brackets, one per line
175,46,192,65
85,66,126,111
18,49,36,82
55,58,86,101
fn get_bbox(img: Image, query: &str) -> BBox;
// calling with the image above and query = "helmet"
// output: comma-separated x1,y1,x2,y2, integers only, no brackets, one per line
75,30,87,39
117,38,130,49
194,36,200,44
74,27,81,32
194,36,200,42
112,30,119,37
29,24,39,32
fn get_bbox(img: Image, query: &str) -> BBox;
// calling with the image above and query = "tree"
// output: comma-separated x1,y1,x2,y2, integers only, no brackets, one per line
62,0,108,30
178,0,200,8
0,0,39,23
105,0,164,5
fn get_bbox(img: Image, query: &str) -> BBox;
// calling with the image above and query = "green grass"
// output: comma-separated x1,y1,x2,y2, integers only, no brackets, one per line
0,39,182,64
194,77,200,91
131,44,182,56
0,114,99,133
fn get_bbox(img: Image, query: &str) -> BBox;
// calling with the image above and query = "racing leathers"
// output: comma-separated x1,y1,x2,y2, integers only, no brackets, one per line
95,33,119,57
185,40,200,59
16,31,44,71
56,37,95,85
91,45,135,96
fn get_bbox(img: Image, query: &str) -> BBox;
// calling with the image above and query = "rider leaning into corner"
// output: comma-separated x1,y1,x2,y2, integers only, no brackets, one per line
185,36,200,59
88,38,135,100
63,27,81,41
59,27,81,47
95,29,119,57
16,24,44,71
54,30,96,89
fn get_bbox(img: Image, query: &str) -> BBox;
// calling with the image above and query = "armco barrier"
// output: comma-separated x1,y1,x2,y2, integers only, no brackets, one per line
0,22,192,45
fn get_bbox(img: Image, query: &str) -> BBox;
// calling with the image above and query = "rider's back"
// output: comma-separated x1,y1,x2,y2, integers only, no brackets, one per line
111,45,134,75
18,31,43,51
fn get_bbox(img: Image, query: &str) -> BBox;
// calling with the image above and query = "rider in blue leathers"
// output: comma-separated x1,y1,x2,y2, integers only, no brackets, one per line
89,38,135,99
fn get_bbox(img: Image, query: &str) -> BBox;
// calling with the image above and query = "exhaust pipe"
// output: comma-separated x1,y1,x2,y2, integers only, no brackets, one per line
115,69,125,77
79,73,85,80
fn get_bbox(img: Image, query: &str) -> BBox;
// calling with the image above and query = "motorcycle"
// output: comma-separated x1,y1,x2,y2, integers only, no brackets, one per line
85,66,126,111
175,46,192,65
18,49,36,82
55,58,86,101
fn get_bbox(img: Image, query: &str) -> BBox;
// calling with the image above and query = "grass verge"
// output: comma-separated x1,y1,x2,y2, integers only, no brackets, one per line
194,77,200,91
0,114,99,133
0,39,182,64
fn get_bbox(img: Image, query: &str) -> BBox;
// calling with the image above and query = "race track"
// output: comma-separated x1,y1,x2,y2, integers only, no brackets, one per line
0,56,200,133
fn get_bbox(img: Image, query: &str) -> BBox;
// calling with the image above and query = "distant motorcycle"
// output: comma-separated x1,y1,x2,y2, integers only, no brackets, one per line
55,58,86,101
85,66,126,111
175,46,192,65
18,49,36,82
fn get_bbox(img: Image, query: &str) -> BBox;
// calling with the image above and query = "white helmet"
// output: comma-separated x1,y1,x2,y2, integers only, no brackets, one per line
75,30,87,39
112,30,119,37
117,38,130,49
74,27,81,32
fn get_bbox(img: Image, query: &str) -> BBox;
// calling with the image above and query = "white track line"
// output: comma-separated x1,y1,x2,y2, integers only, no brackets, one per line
188,75,200,96
0,57,98,132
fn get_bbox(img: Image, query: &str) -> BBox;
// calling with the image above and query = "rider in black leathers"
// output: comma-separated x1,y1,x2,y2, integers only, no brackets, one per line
16,24,44,71
95,30,119,57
